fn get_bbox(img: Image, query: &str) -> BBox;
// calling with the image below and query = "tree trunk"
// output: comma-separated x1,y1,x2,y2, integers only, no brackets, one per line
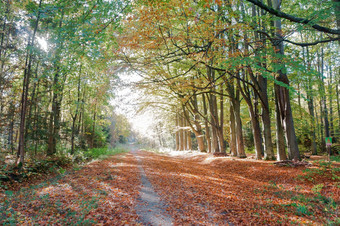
336,77,340,135
185,96,206,152
307,89,318,155
207,66,221,153
230,104,237,156
250,1,275,160
16,0,43,167
7,102,15,152
258,68,274,159
47,107,55,155
249,106,263,160
306,46,318,155
47,68,62,155
183,114,188,150
71,64,83,154
175,112,180,151
187,119,192,150
71,116,77,154
272,0,300,160
317,51,326,153
25,61,39,148
91,105,97,148
321,47,330,140
275,89,287,161
192,96,206,152
33,85,41,156
209,93,220,153
237,75,262,159
0,0,10,126
218,84,225,153
233,88,246,158
329,66,334,137
47,10,65,155
179,112,184,151
203,93,212,153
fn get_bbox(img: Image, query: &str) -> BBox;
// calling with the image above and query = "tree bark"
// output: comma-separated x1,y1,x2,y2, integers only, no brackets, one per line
179,112,184,151
336,76,340,135
218,84,225,153
237,73,263,159
16,0,43,167
329,66,334,137
305,46,318,155
203,93,212,153
275,89,287,160
233,86,246,158
47,10,65,155
320,47,330,140
183,113,188,150
185,96,206,152
91,105,97,148
207,66,220,153
229,104,237,156
272,0,300,161
175,112,180,151
187,119,192,150
7,102,15,152
71,64,83,154
209,93,220,153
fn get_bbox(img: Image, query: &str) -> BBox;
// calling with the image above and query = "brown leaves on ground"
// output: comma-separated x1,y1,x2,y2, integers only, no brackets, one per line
140,151,339,225
1,150,339,225
0,153,141,225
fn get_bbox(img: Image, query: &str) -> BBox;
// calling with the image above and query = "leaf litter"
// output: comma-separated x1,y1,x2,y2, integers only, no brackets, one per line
0,149,339,225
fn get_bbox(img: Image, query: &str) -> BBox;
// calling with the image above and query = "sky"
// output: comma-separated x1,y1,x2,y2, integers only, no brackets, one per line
110,71,158,139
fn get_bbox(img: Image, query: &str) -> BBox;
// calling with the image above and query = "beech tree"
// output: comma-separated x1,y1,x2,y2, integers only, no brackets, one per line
119,0,339,160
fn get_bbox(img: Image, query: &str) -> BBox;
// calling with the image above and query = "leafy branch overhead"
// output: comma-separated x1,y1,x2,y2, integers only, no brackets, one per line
245,0,340,35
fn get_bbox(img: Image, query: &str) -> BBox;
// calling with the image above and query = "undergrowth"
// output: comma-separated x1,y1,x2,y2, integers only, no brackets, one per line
0,147,127,190
84,147,127,159
330,155,340,162
0,146,127,224
261,179,339,224
297,160,340,183
0,174,101,225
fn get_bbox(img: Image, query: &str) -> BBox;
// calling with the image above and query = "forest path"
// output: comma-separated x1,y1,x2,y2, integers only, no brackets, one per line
1,148,335,225
132,149,173,225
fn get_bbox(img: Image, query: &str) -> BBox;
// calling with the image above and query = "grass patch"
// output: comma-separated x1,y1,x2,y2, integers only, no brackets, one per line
85,147,127,160
297,160,340,182
330,155,340,162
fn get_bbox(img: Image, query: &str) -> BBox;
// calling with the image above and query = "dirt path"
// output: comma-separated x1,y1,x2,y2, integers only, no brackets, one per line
133,150,173,225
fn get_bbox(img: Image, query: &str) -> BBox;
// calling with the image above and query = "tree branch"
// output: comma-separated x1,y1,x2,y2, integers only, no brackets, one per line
283,37,340,46
246,0,340,35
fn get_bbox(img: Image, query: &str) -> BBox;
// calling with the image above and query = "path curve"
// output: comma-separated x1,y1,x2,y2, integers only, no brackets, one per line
132,149,173,226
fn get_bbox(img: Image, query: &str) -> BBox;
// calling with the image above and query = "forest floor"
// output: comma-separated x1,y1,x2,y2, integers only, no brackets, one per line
0,146,339,225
